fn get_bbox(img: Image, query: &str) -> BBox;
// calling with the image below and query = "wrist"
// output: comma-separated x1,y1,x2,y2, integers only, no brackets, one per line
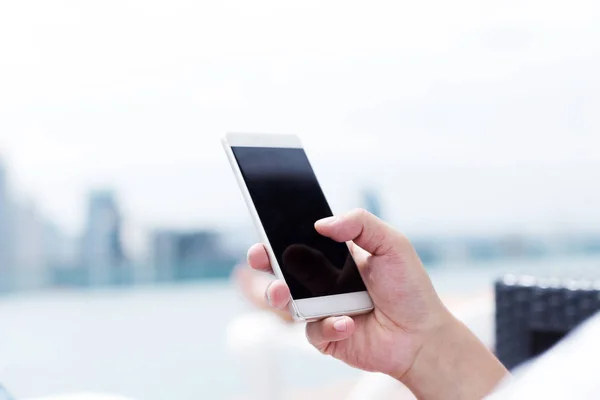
398,310,508,400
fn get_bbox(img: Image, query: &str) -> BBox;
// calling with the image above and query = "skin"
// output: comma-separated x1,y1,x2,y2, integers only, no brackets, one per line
247,208,508,399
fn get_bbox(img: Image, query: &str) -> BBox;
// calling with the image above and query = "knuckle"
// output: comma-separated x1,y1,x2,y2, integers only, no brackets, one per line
305,322,328,353
264,282,274,306
395,231,412,250
384,232,414,263
369,228,388,250
321,320,329,338
305,324,316,346
349,207,369,220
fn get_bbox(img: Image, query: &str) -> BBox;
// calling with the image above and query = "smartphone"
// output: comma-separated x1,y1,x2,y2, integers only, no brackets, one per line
222,132,373,321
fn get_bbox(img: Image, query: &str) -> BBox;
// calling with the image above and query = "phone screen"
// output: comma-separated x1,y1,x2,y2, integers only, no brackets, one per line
232,146,367,300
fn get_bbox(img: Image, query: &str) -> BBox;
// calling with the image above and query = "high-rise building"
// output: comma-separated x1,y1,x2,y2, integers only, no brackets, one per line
0,159,14,291
81,190,126,285
361,187,383,219
152,230,236,281
13,201,47,289
44,222,76,268
45,221,83,287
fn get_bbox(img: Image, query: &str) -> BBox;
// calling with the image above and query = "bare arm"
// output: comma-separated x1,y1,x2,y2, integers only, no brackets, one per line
401,314,509,399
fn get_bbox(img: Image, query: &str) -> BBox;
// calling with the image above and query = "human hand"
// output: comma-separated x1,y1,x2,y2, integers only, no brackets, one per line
247,209,507,399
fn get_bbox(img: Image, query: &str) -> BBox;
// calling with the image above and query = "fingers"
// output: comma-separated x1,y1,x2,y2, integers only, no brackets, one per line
334,253,368,293
247,243,272,273
315,208,404,256
306,316,355,353
282,244,340,296
265,279,291,310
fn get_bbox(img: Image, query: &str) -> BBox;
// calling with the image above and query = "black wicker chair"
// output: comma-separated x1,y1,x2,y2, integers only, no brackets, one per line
495,274,600,370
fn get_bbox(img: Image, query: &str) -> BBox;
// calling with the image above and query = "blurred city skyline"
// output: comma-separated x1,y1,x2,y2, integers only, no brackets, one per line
1,156,243,292
1,0,600,238
3,150,600,295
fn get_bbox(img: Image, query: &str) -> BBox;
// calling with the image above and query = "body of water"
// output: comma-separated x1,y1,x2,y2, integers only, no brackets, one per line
1,255,599,399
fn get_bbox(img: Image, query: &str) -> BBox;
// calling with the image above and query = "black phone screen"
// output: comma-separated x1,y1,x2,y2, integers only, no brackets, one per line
232,146,366,300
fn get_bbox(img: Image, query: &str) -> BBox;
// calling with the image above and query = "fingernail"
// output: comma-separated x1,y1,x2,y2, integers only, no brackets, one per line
333,318,347,332
316,216,337,226
265,282,273,306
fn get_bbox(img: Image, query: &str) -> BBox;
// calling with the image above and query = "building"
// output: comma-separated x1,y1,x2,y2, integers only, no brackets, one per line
81,190,126,285
12,201,47,290
0,159,14,291
152,230,237,281
361,187,383,218
45,221,85,288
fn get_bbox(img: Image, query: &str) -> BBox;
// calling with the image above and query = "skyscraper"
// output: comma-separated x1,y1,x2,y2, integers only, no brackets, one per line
13,201,46,290
0,159,14,291
152,229,236,281
81,190,126,285
361,187,383,219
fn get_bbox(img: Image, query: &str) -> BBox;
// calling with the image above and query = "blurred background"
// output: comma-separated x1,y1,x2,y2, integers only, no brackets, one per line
1,0,600,399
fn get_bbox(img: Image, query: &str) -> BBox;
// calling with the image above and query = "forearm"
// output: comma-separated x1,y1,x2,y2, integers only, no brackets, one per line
400,314,509,400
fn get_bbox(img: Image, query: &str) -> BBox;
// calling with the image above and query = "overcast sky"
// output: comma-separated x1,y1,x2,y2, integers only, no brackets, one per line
1,0,600,236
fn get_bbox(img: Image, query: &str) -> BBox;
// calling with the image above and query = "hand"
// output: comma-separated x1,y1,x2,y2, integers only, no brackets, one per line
247,208,508,399
248,208,444,377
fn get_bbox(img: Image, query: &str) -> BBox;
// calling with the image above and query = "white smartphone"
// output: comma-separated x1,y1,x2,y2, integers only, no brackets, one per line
222,132,374,322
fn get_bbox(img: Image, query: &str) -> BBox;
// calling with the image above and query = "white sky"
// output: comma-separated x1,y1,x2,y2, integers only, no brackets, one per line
1,0,600,236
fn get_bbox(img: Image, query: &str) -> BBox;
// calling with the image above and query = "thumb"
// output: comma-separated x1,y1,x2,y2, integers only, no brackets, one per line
306,316,355,354
315,208,405,256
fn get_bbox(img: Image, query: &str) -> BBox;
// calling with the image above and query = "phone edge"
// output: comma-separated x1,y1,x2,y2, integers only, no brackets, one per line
221,134,373,322
221,136,306,319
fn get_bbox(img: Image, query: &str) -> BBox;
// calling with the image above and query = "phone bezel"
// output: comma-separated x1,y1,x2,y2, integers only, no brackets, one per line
222,132,373,321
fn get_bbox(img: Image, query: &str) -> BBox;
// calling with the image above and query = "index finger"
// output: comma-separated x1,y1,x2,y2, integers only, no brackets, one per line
247,243,273,273
315,208,405,256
